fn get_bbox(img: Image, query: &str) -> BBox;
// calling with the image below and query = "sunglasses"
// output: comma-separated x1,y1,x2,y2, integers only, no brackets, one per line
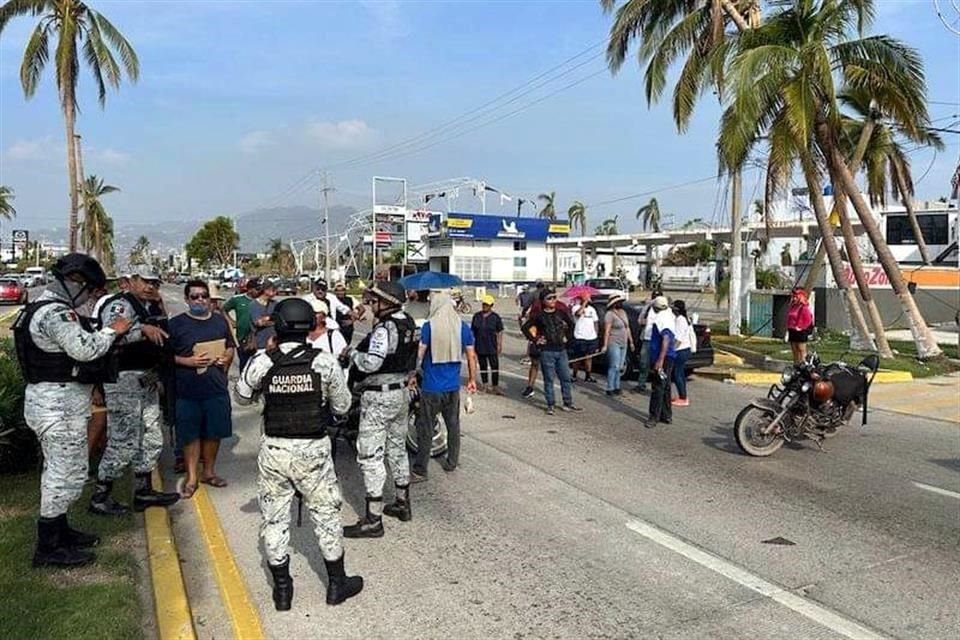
545,295,557,301
188,293,210,301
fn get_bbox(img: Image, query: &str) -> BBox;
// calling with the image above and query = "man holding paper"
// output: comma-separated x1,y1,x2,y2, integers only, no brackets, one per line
169,280,236,498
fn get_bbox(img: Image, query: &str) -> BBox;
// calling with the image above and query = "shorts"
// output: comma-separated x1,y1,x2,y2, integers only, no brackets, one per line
788,329,811,344
176,395,233,444
573,338,599,358
527,343,541,361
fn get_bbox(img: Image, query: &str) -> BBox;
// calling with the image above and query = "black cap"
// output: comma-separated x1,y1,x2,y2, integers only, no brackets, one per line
313,277,328,290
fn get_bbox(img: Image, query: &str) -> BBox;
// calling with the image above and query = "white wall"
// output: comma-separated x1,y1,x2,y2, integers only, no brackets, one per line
430,239,561,283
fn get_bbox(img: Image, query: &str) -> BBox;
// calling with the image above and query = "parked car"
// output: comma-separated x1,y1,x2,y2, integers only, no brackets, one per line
584,277,629,303
275,278,299,296
174,272,191,284
582,299,714,379
24,267,46,287
0,277,29,305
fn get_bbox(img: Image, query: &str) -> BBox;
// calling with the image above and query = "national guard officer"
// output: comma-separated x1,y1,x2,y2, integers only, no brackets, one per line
343,280,418,538
89,264,179,515
13,253,132,567
235,298,363,610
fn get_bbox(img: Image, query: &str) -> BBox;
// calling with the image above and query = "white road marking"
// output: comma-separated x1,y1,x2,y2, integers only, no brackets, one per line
912,481,960,500
625,519,888,640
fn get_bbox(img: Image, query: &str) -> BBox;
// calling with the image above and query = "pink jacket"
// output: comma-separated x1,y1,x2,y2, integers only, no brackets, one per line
787,303,813,331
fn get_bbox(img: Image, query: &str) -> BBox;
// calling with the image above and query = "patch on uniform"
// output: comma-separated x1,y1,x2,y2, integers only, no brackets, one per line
109,302,127,316
59,310,79,322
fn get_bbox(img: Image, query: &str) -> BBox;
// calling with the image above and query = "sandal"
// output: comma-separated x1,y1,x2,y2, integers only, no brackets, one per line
180,482,198,499
200,476,228,488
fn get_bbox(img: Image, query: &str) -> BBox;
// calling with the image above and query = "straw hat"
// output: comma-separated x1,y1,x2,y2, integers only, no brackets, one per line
207,280,223,301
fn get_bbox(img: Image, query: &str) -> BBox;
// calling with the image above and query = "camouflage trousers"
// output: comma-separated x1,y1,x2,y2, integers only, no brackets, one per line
24,382,93,518
98,371,163,481
258,436,344,564
357,388,410,498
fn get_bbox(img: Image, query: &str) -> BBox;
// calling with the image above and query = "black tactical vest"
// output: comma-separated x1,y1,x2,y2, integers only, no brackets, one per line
262,345,330,438
100,292,166,371
355,313,418,378
13,300,117,384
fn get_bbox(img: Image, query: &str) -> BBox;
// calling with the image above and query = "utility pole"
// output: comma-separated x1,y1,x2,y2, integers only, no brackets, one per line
728,171,743,336
321,171,336,282
74,134,87,255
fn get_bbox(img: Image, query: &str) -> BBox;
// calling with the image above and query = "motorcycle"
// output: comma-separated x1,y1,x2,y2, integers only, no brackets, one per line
733,352,880,457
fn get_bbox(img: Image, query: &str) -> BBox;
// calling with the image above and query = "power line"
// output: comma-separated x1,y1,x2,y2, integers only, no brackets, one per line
590,175,719,208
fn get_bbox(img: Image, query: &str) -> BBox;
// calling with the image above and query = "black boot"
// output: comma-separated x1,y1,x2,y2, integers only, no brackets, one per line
89,480,131,516
342,497,384,538
323,554,363,605
268,556,294,611
58,514,100,548
382,484,411,522
33,517,95,568
133,472,180,512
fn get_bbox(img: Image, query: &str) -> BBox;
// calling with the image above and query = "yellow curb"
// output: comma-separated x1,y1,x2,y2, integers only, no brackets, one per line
146,469,196,640
193,484,265,640
731,370,914,385
714,350,744,366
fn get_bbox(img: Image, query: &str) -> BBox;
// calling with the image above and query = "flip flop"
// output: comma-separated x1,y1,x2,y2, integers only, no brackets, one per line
200,476,228,488
180,482,198,499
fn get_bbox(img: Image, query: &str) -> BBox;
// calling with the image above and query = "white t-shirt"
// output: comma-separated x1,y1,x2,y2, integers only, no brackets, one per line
674,315,692,351
642,306,657,341
572,303,599,340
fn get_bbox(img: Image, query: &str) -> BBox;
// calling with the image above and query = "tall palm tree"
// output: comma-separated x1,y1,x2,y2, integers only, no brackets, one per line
636,197,662,232
841,90,944,265
537,192,557,220
266,237,294,275
567,200,587,235
0,185,15,219
0,0,139,252
595,215,620,236
717,0,940,358
79,175,117,269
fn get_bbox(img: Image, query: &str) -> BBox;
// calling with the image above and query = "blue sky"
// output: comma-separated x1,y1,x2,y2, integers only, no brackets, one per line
1,0,958,238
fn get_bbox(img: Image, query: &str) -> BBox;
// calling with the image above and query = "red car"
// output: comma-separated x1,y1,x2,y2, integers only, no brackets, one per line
0,277,28,305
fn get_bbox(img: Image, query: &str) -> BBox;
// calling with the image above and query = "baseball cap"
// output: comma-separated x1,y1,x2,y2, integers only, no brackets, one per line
313,277,328,289
126,264,161,282
653,295,669,311
481,294,495,306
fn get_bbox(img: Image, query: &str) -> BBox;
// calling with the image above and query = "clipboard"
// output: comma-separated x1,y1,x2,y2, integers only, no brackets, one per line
194,338,226,375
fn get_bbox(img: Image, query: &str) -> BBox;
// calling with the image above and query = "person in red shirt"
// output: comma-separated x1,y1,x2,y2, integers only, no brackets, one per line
786,287,814,363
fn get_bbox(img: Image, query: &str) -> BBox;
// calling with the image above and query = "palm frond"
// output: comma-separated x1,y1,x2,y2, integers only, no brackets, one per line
0,0,50,34
18,18,49,97
92,11,139,81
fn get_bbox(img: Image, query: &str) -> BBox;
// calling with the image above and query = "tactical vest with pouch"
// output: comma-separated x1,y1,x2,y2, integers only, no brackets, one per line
262,345,330,438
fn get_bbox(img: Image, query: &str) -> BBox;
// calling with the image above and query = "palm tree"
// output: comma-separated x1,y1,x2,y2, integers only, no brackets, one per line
128,234,150,265
0,0,139,252
636,197,662,232
266,238,295,275
537,192,557,220
567,200,587,235
717,0,940,358
841,90,944,265
595,216,620,236
0,185,15,219
79,175,118,270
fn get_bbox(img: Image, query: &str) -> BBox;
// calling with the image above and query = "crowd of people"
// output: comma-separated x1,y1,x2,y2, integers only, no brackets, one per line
16,255,718,612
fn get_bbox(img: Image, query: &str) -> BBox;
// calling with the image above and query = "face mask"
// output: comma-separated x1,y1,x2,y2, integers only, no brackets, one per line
188,303,208,315
64,280,91,307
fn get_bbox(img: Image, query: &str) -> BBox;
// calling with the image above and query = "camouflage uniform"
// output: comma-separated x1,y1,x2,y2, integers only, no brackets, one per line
235,345,352,564
24,291,117,518
350,314,413,498
97,296,164,481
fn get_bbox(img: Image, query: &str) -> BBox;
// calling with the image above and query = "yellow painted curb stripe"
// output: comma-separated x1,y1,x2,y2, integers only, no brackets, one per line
146,469,196,640
714,350,744,366
193,484,265,640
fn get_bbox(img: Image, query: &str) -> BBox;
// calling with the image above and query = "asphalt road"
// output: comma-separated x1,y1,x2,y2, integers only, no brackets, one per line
161,287,959,640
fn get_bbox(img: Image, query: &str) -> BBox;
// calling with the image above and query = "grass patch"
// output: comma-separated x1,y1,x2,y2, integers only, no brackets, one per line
713,333,960,378
0,471,144,640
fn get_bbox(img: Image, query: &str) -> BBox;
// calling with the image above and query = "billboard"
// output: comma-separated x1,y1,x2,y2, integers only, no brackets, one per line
427,213,570,242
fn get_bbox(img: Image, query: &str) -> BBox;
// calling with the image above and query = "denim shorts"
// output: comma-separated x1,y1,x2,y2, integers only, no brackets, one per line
176,395,233,444
573,338,599,358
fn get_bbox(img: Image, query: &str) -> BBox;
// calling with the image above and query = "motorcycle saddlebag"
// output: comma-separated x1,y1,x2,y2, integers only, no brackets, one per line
824,364,865,405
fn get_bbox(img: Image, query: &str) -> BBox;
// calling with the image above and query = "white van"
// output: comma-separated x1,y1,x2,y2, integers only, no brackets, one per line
24,266,46,287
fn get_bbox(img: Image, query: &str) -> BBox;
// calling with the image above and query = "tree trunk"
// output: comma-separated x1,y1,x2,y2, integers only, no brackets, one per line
800,155,874,350
728,171,743,336
832,190,894,357
63,103,79,253
817,129,942,358
802,241,827,296
896,171,931,265
720,0,751,31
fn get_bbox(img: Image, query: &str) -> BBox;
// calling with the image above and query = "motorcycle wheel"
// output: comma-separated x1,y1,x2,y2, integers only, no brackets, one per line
405,411,448,458
734,405,785,457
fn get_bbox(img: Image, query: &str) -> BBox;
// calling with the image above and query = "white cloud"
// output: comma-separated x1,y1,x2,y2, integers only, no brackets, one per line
94,148,131,165
305,119,376,149
5,137,53,161
238,130,274,154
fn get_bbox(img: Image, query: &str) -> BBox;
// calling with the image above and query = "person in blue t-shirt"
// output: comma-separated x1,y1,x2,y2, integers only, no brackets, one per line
412,292,477,480
645,296,677,429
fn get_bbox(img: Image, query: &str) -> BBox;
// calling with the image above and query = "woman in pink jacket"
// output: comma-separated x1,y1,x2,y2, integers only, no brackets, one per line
786,287,814,363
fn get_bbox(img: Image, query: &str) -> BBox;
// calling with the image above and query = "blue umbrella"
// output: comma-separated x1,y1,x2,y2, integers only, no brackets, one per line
398,271,464,290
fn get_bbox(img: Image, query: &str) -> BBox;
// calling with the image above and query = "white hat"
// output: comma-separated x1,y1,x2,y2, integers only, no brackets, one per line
309,298,329,315
607,293,625,306
126,264,161,282
653,295,669,311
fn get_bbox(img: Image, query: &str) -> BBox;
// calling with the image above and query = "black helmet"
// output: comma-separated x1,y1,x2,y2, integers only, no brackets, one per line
51,253,107,289
272,298,316,336
367,280,404,307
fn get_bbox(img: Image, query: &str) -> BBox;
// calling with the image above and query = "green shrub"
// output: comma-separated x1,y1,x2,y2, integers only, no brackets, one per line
0,337,37,474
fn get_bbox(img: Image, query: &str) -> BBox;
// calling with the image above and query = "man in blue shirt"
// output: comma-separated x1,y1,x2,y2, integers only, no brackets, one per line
645,296,677,429
412,293,477,480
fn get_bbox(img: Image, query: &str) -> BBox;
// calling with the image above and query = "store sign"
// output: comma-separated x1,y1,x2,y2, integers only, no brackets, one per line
12,229,28,248
427,213,569,242
373,204,406,218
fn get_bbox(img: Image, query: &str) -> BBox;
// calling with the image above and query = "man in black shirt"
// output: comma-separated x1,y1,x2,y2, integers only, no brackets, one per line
521,289,581,416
